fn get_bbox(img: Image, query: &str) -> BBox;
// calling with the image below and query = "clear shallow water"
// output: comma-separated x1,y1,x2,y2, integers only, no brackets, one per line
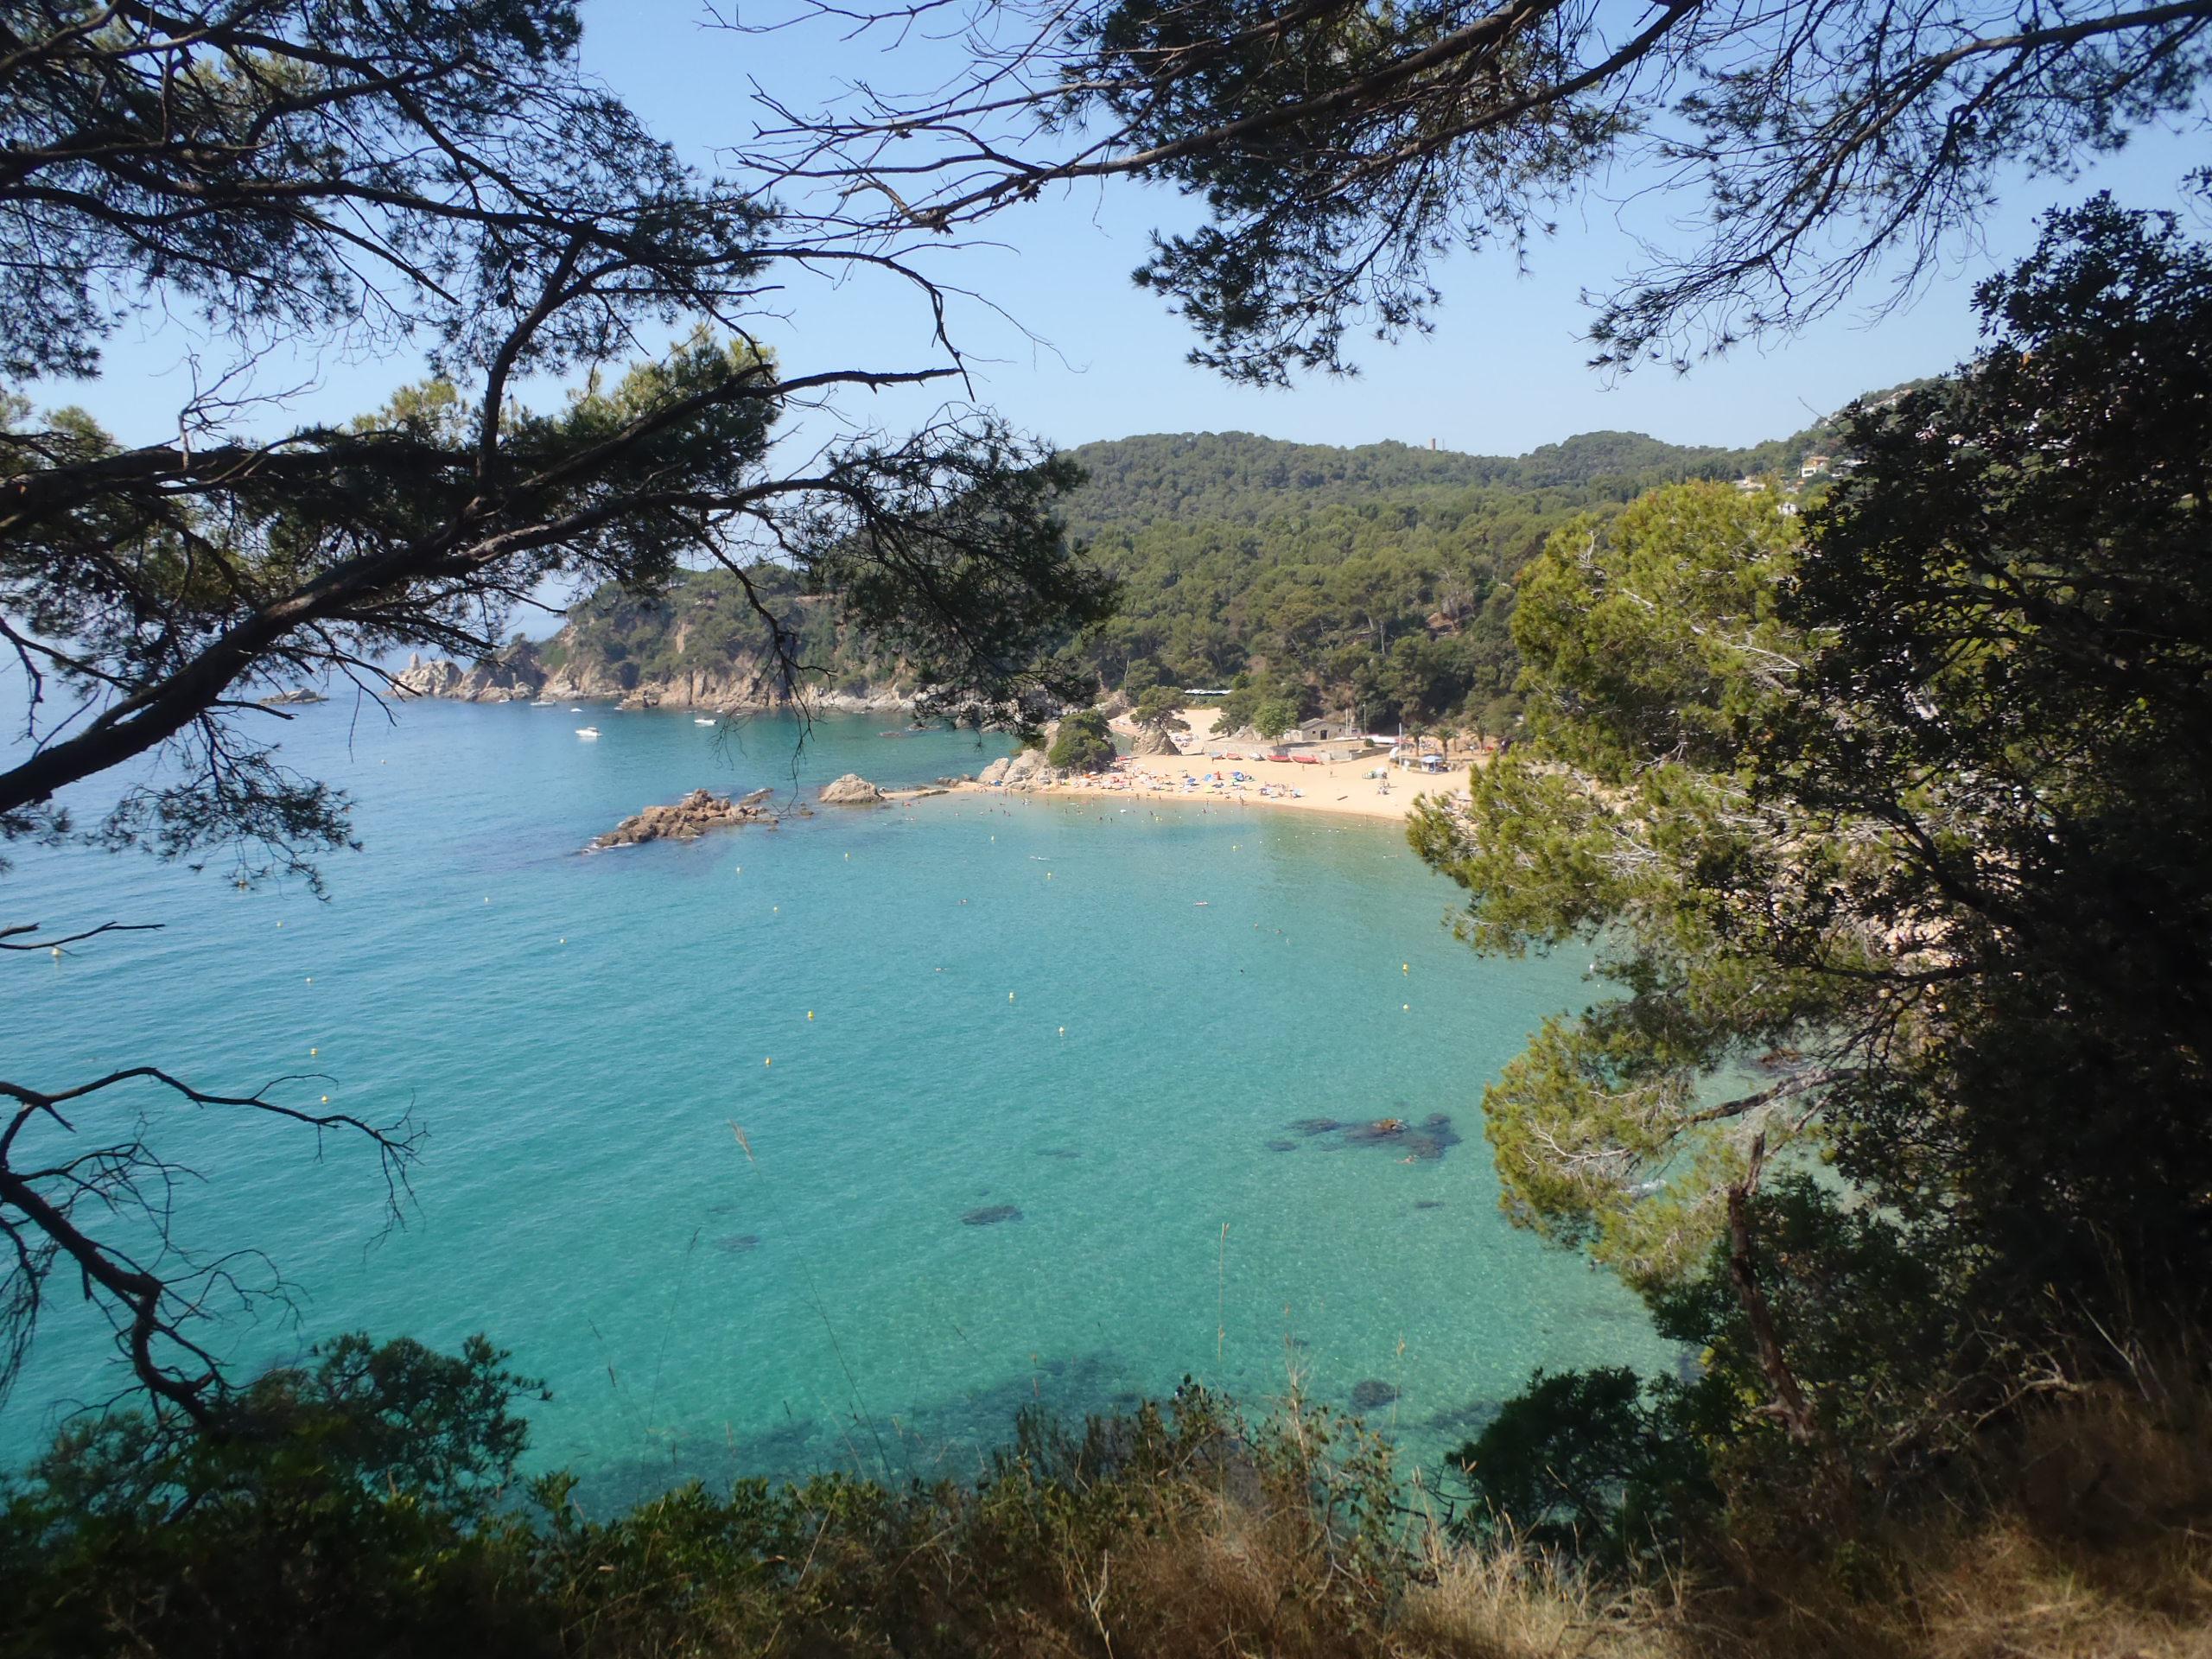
0,698,1659,1499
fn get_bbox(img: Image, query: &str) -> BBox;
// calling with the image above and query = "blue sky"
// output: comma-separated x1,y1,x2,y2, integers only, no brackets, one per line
33,1,2211,458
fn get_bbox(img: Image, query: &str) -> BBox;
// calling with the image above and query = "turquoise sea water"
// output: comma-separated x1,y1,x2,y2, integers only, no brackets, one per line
0,698,1659,1499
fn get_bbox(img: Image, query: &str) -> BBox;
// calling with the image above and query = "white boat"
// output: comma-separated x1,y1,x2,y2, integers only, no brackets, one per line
569,706,582,713
531,698,555,706
575,727,600,739
694,717,716,726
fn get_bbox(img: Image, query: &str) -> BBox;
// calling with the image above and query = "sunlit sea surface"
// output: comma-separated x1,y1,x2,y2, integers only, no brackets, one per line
0,697,1661,1500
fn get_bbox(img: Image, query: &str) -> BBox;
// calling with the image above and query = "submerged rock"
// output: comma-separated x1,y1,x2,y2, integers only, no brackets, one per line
1414,1198,1446,1211
1265,1138,1300,1153
962,1204,1023,1226
818,772,887,805
591,788,775,849
714,1233,760,1254
1344,1117,1408,1146
1288,1111,1461,1162
1349,1379,1401,1412
257,687,327,706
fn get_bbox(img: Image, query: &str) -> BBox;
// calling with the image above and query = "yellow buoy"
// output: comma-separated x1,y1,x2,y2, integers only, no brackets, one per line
1402,1003,1410,1012
310,1047,318,1058
321,1095,329,1103
806,1011,814,1020
50,946,60,958
765,1058,772,1066
1008,992,1016,1002
1402,963,1409,974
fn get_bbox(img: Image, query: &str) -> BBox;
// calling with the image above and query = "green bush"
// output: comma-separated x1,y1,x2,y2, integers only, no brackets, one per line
1046,709,1116,771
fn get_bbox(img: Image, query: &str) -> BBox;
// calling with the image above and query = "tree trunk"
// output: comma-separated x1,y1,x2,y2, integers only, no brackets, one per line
1726,1135,1821,1446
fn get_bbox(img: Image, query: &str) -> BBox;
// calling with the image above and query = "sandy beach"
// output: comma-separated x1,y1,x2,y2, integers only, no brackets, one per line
957,706,1478,823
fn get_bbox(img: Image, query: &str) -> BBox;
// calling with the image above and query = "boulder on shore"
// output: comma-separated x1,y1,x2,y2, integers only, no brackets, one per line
1129,724,1182,758
1001,747,1062,790
818,772,887,805
591,789,774,849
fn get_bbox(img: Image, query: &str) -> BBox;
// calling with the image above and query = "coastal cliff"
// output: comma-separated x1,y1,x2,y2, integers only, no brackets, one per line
393,567,913,713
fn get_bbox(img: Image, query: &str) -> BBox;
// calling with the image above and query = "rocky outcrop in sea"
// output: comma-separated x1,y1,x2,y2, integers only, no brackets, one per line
818,773,887,805
590,789,778,849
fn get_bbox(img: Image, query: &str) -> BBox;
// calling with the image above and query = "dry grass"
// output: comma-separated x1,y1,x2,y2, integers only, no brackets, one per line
955,1371,2212,1659
1394,1535,1686,1659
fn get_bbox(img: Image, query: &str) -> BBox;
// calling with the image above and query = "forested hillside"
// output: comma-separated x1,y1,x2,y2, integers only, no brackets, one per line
535,420,1853,729
1051,425,1815,732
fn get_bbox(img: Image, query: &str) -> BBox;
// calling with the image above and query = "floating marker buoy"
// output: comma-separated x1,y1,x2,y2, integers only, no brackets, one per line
1402,1003,1410,1011
50,946,60,958
1058,1027,1065,1036
765,1058,772,1066
1009,992,1016,1002
483,896,490,905
321,1095,329,1103
1402,963,1409,974
305,976,313,984
310,1047,318,1057
275,920,282,928
807,1011,814,1020
559,938,566,944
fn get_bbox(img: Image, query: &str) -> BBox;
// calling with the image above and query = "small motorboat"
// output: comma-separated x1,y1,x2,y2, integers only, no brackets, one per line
531,698,555,707
575,727,601,739
694,717,716,726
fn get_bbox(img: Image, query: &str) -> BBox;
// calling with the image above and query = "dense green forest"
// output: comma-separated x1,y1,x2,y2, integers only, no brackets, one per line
537,421,1853,729
1052,425,1827,733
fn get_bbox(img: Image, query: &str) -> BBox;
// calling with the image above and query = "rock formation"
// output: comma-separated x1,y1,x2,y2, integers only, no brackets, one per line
590,789,776,849
818,772,887,805
391,648,543,702
997,747,1061,790
1129,724,1183,758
